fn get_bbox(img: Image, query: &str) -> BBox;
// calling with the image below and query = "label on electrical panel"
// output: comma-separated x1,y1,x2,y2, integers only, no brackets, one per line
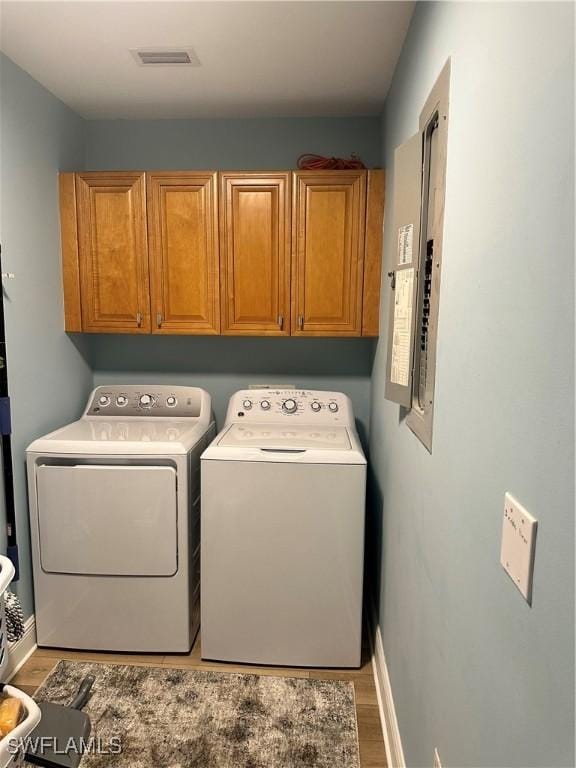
397,223,414,265
390,268,414,387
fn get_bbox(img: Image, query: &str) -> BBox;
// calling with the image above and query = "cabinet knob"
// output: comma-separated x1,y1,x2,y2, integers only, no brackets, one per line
298,315,304,330
277,315,284,330
157,312,163,328
136,312,142,327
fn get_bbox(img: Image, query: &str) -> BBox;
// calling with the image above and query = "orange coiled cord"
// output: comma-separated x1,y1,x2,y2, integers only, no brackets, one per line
297,153,366,170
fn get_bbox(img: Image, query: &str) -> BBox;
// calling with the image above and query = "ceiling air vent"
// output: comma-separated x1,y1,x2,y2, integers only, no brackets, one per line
130,48,201,67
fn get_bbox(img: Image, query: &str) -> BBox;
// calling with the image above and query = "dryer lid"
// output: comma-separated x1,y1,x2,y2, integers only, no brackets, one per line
26,419,210,455
217,423,352,451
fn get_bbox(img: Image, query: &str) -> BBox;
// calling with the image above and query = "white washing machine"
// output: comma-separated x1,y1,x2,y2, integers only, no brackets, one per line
201,389,366,668
26,385,215,653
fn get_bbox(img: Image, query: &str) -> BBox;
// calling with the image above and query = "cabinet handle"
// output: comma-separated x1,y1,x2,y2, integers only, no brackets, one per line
298,315,304,330
277,314,284,330
157,312,163,328
136,312,142,327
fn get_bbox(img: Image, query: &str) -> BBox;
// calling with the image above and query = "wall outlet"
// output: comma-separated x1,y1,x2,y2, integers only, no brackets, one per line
500,492,538,604
433,748,442,768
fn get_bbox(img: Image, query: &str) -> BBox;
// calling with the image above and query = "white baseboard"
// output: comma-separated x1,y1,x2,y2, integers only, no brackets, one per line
369,611,406,768
4,616,37,682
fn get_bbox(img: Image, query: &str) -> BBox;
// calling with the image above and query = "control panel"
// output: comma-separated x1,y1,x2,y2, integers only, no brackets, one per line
225,389,354,426
85,385,205,418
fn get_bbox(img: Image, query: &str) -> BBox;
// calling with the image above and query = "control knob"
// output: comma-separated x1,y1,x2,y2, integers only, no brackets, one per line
328,402,339,413
282,398,298,414
139,394,155,408
311,402,322,412
242,399,253,410
166,396,177,407
260,400,271,410
116,395,128,407
98,395,110,407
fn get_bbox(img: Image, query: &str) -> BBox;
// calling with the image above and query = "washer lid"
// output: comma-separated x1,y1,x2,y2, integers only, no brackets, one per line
217,423,352,451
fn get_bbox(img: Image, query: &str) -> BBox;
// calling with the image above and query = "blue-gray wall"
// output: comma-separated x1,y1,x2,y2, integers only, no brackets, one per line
369,3,574,767
84,116,381,170
83,114,381,438
0,54,93,618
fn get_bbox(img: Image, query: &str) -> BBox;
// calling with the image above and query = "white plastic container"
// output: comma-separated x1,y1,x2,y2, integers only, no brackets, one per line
0,556,41,767
0,556,16,682
0,685,41,767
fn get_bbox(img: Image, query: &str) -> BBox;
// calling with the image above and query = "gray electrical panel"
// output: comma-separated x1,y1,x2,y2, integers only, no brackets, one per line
384,133,422,407
385,60,450,452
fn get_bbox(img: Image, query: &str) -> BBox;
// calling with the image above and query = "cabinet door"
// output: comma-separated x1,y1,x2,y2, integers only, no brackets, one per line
292,171,366,336
147,172,219,334
76,172,150,333
220,172,291,335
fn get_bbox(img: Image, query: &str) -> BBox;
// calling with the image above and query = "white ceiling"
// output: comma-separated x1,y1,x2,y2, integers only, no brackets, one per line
0,1,415,119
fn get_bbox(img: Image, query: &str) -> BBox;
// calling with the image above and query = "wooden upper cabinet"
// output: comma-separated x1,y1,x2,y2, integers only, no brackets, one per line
147,172,219,334
292,171,367,337
60,168,383,337
220,172,291,335
362,170,385,337
75,172,150,333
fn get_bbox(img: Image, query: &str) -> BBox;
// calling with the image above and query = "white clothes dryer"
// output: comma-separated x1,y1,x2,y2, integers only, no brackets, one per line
26,385,215,653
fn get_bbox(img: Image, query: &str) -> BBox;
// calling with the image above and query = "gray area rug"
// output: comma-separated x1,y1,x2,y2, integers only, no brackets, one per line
32,660,360,768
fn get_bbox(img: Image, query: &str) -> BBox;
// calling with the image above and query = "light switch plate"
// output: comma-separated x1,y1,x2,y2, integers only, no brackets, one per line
500,492,537,604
